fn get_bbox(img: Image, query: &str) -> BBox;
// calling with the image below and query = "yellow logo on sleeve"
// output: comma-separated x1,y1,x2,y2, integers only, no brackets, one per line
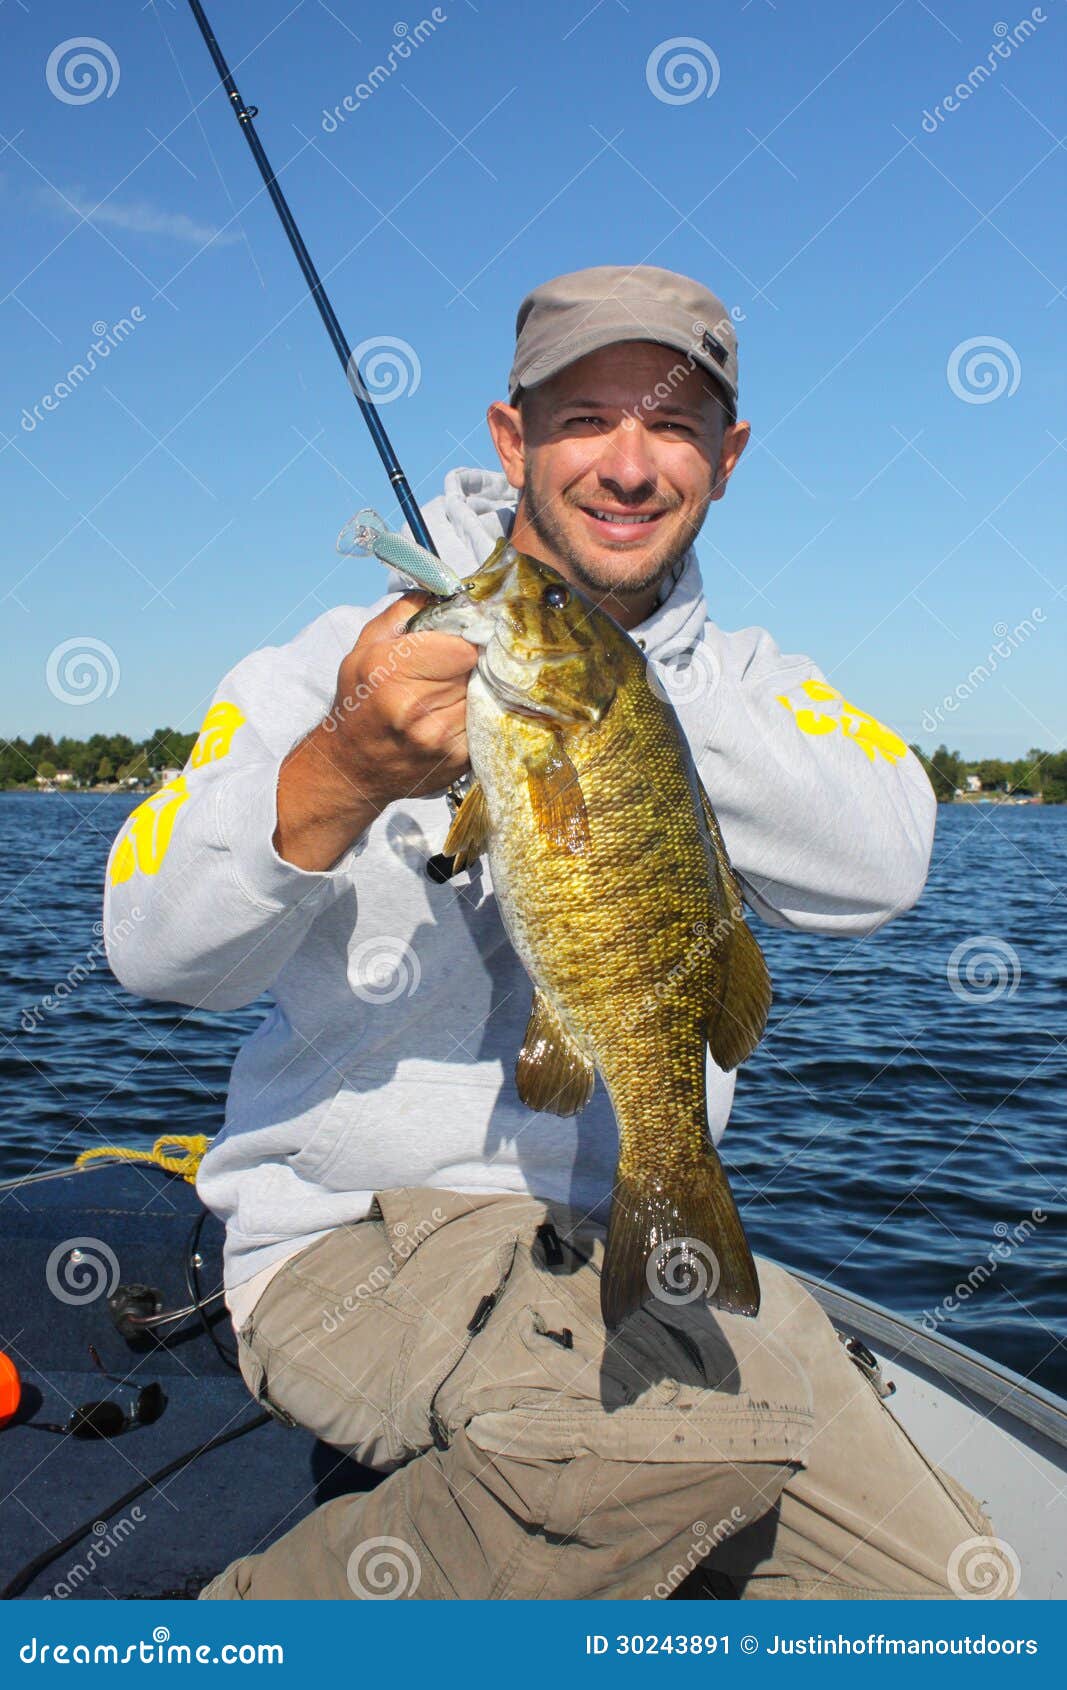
190,701,246,767
777,680,907,766
109,700,247,885
109,778,190,885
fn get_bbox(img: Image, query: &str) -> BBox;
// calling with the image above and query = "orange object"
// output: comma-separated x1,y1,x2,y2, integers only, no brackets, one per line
0,1351,21,1428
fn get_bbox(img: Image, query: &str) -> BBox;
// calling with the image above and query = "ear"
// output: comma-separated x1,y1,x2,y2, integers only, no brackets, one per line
708,418,751,503
486,400,526,492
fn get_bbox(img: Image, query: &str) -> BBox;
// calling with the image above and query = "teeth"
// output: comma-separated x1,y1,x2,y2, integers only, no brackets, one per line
590,510,659,524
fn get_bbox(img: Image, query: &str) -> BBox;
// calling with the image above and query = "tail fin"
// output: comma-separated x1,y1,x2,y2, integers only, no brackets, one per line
602,1155,760,1329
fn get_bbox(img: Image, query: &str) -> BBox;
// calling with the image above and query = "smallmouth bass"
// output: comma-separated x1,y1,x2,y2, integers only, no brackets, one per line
408,540,771,1327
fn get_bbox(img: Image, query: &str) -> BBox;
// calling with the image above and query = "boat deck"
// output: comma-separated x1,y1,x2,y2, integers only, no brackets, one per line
1,1162,1063,1599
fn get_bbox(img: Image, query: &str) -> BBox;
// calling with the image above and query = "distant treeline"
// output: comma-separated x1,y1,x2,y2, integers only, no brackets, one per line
0,729,198,789
2,732,1066,803
909,745,1067,804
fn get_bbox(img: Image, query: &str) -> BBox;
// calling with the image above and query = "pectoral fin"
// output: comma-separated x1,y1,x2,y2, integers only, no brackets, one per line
516,989,595,1116
526,744,590,854
442,779,490,871
698,782,772,1071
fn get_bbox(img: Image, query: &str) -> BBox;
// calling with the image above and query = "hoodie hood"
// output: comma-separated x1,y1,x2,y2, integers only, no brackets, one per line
397,467,709,667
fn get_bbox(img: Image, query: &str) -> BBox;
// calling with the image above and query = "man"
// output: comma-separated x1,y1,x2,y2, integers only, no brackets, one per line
105,266,987,1600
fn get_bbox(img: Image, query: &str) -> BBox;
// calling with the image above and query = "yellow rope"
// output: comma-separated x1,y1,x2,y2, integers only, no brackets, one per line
74,1134,210,1185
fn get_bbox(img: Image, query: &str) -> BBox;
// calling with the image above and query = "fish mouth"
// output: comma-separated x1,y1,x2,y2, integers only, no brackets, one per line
406,588,484,641
408,598,566,720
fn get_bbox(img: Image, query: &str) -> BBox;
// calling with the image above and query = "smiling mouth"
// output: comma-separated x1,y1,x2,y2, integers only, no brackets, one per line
577,505,672,543
583,507,664,524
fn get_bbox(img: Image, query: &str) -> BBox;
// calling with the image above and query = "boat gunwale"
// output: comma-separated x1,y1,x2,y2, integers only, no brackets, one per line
783,1259,1067,1448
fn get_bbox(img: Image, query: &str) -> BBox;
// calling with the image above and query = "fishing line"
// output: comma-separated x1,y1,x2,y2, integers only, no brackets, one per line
183,0,435,553
185,1208,239,1372
183,1,472,837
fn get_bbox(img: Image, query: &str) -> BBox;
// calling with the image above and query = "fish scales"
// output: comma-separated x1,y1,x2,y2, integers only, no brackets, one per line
468,656,722,1154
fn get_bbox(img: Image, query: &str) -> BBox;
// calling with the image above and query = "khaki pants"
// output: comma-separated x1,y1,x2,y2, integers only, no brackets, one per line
200,1188,990,1601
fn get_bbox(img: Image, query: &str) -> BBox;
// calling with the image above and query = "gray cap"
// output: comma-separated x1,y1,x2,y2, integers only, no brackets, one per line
507,264,738,414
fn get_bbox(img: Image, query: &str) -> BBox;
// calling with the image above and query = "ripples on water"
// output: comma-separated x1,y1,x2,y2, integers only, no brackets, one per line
0,792,1063,1392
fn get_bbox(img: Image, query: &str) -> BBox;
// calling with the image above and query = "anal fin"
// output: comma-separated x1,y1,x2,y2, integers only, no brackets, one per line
706,917,772,1072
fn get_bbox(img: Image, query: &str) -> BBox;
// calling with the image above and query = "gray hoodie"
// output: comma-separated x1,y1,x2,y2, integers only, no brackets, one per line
104,469,936,1294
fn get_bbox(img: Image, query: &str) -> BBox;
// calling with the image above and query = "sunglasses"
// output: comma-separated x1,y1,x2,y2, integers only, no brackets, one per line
26,1346,166,1441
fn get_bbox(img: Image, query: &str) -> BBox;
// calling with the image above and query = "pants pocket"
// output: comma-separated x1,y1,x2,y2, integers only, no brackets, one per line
236,1319,298,1429
454,1251,815,1471
236,1197,528,1468
233,1224,421,1466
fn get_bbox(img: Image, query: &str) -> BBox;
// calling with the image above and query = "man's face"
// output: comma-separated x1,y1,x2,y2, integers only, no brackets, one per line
486,341,748,612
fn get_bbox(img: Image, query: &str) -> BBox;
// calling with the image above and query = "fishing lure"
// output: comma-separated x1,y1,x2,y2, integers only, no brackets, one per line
337,509,462,598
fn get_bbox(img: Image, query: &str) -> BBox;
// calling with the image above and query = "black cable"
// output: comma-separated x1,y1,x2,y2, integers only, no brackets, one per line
1,1410,271,1599
184,1210,239,1372
125,1290,225,1332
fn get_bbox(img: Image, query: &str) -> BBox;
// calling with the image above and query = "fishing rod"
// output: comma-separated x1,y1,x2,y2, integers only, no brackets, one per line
183,2,471,847
183,0,436,554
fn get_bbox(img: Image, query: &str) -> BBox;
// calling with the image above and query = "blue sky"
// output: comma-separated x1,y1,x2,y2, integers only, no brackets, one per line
2,0,1063,756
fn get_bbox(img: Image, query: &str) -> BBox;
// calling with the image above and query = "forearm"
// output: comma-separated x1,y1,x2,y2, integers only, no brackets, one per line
105,759,364,1010
104,591,473,1009
693,636,937,936
274,721,389,871
732,750,935,933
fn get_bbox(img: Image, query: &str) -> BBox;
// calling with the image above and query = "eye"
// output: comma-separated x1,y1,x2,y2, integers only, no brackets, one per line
543,584,569,609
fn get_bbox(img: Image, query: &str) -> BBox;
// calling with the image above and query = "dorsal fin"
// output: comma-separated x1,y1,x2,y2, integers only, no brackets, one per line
698,782,772,1071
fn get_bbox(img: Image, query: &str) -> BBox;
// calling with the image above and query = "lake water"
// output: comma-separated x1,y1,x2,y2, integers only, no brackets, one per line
1,792,1063,1393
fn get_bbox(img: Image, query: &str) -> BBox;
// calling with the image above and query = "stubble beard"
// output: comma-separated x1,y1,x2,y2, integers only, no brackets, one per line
519,480,709,605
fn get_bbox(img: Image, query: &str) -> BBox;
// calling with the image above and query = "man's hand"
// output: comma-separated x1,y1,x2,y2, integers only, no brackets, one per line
274,594,478,871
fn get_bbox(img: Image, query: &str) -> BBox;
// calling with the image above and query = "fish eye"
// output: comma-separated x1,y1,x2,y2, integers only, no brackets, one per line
543,584,569,609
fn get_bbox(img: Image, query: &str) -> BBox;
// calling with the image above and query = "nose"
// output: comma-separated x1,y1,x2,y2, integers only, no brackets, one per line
592,419,658,501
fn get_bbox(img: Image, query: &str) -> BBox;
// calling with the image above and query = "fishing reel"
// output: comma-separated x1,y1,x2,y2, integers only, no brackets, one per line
108,1283,190,1342
423,773,475,884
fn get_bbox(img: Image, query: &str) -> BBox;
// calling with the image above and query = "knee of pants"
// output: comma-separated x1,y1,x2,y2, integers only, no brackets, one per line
546,1449,802,1562
198,1560,251,1601
412,1430,804,1601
